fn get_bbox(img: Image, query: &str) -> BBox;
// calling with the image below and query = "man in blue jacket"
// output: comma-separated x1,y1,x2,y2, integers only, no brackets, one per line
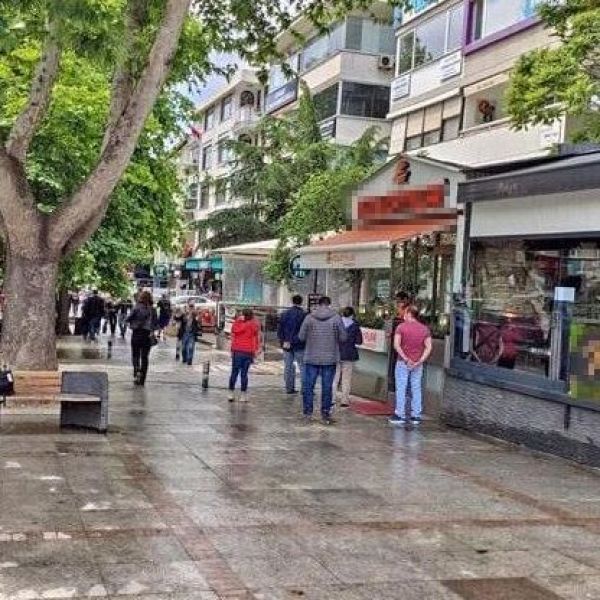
277,295,306,394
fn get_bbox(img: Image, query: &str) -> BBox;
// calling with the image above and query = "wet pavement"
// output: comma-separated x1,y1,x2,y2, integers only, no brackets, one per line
2,337,600,598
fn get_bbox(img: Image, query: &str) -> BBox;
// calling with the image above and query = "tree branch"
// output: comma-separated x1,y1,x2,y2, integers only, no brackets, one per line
49,0,191,253
101,0,149,153
5,18,61,163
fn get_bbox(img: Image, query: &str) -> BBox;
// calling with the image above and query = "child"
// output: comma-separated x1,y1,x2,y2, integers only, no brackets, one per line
228,308,260,402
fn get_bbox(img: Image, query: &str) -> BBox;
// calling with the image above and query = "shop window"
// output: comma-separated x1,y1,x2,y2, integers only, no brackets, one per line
397,4,464,75
470,0,541,42
220,94,233,122
201,144,212,171
204,106,215,131
313,83,339,121
456,239,600,382
199,185,209,209
340,82,390,119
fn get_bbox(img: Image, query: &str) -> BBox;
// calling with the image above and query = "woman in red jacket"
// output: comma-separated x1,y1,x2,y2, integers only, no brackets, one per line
228,308,260,402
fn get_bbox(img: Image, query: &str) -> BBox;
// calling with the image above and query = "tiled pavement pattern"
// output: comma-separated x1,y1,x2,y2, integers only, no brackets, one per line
3,339,600,598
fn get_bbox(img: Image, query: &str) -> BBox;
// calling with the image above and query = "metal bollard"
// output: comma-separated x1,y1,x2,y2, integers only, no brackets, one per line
201,360,210,390
107,339,112,359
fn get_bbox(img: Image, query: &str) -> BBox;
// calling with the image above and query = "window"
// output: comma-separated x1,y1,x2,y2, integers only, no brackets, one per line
458,239,600,382
204,106,215,131
201,144,212,171
398,4,464,75
217,136,231,164
268,53,299,91
463,81,508,129
340,83,390,119
220,95,233,121
423,129,441,146
199,185,209,209
185,183,198,210
471,0,541,41
345,17,395,55
442,115,460,141
300,22,345,72
313,83,339,121
215,179,227,205
406,135,424,151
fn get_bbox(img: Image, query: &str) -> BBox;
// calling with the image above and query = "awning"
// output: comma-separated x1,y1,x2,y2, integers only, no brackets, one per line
185,257,223,272
298,220,456,270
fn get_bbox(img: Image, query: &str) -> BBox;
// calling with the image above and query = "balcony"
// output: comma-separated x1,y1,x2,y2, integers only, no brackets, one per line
231,106,261,134
407,117,565,168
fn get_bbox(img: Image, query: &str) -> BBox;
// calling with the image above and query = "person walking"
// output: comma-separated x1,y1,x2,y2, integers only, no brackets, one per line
157,294,172,340
105,298,118,337
277,295,306,394
228,308,260,402
389,306,432,426
126,291,158,386
175,303,201,366
333,307,363,408
298,296,347,425
117,297,132,339
83,290,105,342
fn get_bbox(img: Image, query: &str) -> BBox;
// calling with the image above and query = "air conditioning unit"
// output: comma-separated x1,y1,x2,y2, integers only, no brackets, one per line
378,54,395,70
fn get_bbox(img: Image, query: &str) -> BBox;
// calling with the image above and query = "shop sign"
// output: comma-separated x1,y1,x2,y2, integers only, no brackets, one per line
326,251,356,268
266,80,298,113
439,51,462,81
539,123,561,147
289,255,310,279
359,327,388,353
308,293,322,313
319,117,336,139
391,74,411,101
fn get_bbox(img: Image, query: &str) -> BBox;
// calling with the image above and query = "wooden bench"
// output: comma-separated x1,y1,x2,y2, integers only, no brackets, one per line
0,370,108,433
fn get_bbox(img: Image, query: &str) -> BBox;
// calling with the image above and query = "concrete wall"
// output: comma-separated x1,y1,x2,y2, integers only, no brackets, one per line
443,375,600,466
463,23,556,87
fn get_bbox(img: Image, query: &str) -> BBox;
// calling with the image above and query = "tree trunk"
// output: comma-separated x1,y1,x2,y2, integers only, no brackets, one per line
1,252,59,370
56,287,72,336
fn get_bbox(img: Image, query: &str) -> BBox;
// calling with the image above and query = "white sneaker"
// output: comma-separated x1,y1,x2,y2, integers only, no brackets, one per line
227,391,235,402
239,392,248,403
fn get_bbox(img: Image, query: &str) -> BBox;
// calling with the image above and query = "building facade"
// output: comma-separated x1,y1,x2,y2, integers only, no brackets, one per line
265,1,396,145
388,0,573,166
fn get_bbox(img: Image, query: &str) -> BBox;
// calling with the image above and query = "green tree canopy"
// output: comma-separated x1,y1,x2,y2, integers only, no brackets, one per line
507,0,600,141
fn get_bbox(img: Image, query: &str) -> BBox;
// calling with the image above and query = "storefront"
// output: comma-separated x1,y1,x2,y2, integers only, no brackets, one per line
298,155,462,406
444,148,600,464
184,257,223,295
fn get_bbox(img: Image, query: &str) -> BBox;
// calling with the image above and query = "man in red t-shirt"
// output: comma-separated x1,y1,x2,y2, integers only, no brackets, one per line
389,306,432,426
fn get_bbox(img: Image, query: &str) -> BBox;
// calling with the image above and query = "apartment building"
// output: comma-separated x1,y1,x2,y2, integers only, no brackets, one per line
181,68,263,226
265,1,396,145
388,0,575,166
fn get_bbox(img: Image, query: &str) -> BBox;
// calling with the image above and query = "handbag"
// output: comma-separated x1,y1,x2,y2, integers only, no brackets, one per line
149,333,158,347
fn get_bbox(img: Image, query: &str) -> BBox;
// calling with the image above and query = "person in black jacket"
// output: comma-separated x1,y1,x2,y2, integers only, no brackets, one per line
333,307,363,408
126,291,158,386
277,295,306,394
174,303,202,365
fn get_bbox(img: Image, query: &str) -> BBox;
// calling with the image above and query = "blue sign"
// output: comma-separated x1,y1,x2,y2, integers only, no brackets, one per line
290,255,310,279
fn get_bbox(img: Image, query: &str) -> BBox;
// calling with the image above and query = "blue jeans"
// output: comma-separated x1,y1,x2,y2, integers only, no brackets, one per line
394,361,424,419
229,352,253,392
283,349,304,392
181,332,196,364
302,364,336,417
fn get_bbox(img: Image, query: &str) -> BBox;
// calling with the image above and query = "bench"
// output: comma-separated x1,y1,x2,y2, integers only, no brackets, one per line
0,370,108,433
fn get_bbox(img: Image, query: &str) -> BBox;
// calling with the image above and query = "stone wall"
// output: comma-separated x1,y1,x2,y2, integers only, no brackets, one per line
442,374,600,466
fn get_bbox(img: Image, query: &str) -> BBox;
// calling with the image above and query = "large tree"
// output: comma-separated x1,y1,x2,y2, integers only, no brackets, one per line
0,0,403,369
507,0,600,140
